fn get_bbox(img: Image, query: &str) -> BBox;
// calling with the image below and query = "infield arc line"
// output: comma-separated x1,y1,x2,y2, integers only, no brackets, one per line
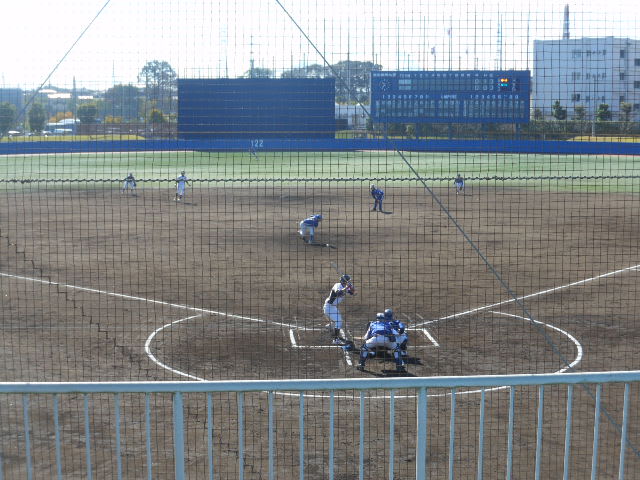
0,264,618,397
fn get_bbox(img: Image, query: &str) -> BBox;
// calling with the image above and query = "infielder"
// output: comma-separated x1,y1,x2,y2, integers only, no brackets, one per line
454,173,465,195
175,171,191,201
384,308,408,357
121,173,137,195
299,214,323,244
356,313,406,373
323,274,356,344
370,184,385,212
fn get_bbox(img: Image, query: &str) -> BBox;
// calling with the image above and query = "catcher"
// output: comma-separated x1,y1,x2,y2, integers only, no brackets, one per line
323,274,356,344
357,312,406,373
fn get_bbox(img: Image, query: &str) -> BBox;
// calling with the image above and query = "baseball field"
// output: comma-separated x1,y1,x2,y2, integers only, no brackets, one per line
1,149,639,478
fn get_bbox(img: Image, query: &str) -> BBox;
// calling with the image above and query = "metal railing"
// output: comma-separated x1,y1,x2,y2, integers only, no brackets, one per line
1,371,638,480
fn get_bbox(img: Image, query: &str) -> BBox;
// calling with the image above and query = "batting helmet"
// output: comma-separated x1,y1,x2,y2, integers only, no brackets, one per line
340,274,351,284
384,308,394,320
376,312,385,320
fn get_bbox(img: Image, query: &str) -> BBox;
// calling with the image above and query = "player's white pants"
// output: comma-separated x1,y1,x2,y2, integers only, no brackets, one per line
176,184,186,196
122,181,135,191
363,335,399,352
299,223,315,241
323,302,342,329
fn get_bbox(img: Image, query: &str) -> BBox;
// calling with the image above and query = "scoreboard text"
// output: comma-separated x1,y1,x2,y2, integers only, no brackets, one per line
371,70,530,123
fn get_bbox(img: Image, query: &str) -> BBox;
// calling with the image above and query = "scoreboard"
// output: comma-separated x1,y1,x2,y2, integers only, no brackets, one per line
178,78,336,139
371,70,530,123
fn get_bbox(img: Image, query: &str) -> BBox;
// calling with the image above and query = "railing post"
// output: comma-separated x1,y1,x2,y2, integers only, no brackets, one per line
618,383,630,480
207,393,215,480
590,384,601,480
238,392,245,480
173,392,185,480
449,389,457,480
389,390,395,480
268,392,274,480
416,387,428,480
84,394,93,480
22,394,33,480
563,385,574,480
477,389,486,480
506,387,516,480
535,386,545,480
145,393,153,480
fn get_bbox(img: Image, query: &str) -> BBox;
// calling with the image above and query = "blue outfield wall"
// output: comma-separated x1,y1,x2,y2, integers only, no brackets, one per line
1,138,639,156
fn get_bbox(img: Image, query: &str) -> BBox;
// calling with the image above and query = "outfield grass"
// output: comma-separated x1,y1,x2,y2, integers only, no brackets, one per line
0,150,638,192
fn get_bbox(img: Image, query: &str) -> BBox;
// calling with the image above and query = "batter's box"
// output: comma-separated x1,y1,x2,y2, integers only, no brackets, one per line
289,328,347,349
408,327,440,348
289,325,439,349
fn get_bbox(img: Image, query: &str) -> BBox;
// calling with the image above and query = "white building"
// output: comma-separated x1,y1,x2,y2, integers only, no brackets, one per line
533,37,640,120
335,103,368,130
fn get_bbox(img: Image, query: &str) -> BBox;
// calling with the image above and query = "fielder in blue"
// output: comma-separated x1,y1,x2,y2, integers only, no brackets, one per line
356,312,406,373
454,173,465,195
298,214,322,244
369,184,385,212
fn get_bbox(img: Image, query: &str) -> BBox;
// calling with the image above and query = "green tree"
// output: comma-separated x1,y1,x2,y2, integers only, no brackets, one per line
0,102,17,136
242,67,273,78
573,105,586,121
551,100,567,121
619,102,632,122
619,102,633,133
77,103,98,124
573,104,588,135
532,108,544,121
332,60,382,103
27,103,47,133
49,111,74,123
104,84,141,121
148,108,166,124
138,60,176,114
596,103,612,122
281,60,382,104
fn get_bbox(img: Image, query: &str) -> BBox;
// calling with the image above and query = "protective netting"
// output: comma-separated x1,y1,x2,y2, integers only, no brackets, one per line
1,1,640,478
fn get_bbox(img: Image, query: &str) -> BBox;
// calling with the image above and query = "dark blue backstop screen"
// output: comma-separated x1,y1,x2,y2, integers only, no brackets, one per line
178,78,336,139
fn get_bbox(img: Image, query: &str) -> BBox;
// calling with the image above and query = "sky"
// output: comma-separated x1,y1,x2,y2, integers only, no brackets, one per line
1,0,639,91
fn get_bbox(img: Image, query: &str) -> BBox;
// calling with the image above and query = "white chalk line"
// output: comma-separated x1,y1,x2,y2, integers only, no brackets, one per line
0,271,312,330
421,329,440,347
0,263,628,399
413,263,640,327
145,314,207,381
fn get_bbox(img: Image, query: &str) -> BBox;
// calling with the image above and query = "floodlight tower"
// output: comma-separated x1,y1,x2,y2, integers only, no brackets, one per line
563,5,570,40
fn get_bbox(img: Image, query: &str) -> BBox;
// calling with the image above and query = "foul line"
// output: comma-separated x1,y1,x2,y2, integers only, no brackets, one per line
0,271,308,330
414,263,640,327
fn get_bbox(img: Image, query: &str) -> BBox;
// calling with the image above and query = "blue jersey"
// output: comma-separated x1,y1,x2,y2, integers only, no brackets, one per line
389,320,406,334
371,188,384,200
365,320,397,339
301,216,320,227
454,177,464,186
